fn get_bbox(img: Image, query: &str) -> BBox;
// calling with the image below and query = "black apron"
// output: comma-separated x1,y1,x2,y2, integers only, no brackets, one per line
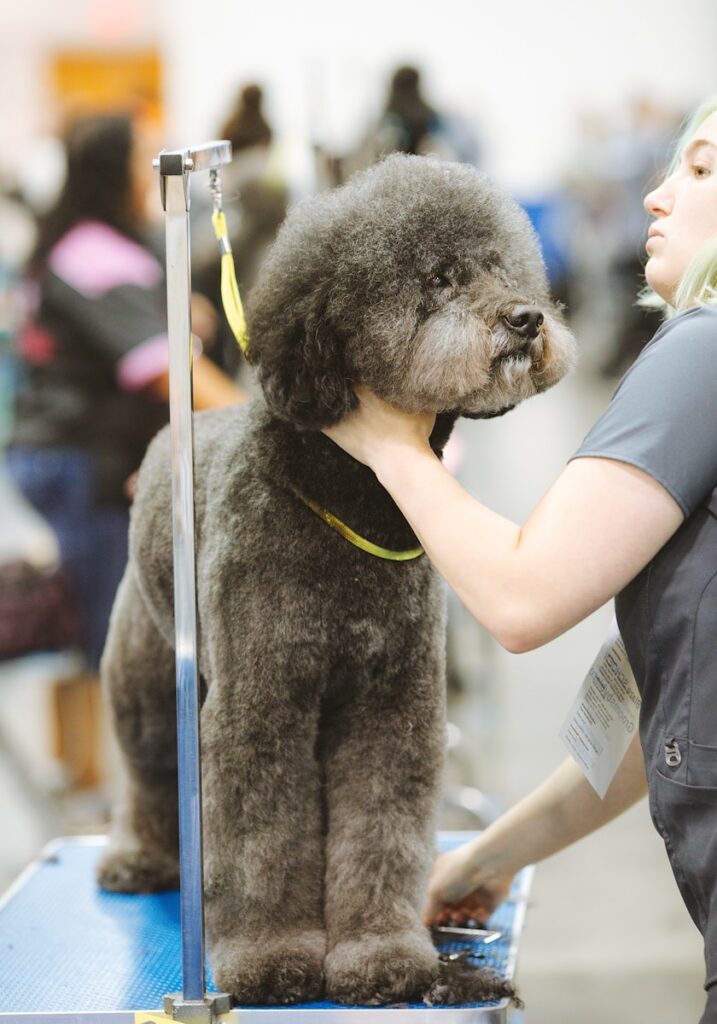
617,485,717,1023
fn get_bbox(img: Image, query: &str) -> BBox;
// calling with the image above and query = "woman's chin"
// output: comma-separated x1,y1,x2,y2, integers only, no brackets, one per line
644,264,676,304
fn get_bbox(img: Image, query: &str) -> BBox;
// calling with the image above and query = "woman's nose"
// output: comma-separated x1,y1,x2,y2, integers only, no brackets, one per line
644,178,673,217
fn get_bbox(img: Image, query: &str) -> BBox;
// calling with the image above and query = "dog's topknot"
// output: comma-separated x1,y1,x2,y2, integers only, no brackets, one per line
247,154,569,429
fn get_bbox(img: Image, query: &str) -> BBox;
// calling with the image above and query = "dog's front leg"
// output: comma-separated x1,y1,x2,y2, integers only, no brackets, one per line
321,639,519,1010
200,629,327,1006
321,641,446,1006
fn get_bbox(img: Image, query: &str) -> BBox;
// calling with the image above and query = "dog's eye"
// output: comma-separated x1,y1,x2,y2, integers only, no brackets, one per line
429,273,451,289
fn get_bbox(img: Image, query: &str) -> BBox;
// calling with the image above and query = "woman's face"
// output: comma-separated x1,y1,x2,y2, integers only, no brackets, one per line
644,110,717,303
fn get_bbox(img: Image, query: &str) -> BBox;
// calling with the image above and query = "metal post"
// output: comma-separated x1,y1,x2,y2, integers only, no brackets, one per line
156,142,232,1024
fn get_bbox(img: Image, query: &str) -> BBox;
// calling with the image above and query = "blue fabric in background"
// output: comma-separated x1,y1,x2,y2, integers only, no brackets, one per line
518,195,572,289
6,446,129,669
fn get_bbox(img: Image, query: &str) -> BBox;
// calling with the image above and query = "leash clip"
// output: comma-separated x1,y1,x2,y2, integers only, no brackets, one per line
208,167,223,215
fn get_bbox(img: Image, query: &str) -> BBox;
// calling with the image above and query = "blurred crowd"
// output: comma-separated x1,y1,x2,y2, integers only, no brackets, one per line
0,63,682,830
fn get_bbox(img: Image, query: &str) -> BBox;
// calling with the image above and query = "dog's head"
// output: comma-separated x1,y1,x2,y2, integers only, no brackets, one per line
247,154,576,428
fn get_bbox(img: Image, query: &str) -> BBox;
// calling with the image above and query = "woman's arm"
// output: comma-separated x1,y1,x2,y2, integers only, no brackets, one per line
424,731,647,924
324,388,683,651
149,354,248,410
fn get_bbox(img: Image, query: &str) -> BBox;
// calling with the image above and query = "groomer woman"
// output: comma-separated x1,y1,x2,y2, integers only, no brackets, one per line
324,97,717,1022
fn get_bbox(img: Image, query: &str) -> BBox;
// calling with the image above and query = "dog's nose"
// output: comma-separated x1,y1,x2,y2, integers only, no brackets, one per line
504,306,544,339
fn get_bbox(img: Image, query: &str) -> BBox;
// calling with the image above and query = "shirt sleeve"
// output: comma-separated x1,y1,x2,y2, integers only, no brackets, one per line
47,222,169,391
570,306,717,517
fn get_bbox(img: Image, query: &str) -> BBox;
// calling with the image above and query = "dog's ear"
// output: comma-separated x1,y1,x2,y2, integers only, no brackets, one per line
248,290,357,430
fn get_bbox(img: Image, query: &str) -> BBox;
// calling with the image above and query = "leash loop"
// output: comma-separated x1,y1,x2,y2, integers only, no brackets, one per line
209,168,250,359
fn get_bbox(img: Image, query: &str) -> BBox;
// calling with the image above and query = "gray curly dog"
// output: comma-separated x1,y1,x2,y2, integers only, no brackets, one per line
98,154,575,1007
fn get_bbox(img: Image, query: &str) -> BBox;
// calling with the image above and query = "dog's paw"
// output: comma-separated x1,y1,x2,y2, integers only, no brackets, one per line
424,960,521,1008
325,931,436,1006
211,930,326,1005
96,845,180,893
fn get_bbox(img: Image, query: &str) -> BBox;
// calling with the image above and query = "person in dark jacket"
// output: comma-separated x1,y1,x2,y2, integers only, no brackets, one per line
7,114,244,787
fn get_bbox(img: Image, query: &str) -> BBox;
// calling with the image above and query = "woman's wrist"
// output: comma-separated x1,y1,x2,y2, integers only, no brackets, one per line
464,827,523,882
372,439,438,488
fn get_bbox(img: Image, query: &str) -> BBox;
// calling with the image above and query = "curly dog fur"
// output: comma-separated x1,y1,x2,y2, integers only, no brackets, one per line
98,155,575,1007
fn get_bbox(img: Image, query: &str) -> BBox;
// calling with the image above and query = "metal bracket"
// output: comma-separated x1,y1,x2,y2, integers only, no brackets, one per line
163,992,232,1023
154,140,232,212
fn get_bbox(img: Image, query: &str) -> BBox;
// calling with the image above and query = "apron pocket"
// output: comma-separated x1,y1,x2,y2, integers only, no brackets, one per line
653,768,717,933
689,742,717,788
690,568,717,748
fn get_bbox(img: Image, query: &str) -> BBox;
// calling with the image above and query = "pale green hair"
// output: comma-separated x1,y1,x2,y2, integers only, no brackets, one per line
638,95,717,318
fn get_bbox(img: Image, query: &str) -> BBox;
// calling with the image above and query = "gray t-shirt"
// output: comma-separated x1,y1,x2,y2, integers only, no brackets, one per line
571,305,717,517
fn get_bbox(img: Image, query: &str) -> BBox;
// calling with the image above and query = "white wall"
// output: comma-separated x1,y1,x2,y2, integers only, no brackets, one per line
159,0,717,194
2,0,716,195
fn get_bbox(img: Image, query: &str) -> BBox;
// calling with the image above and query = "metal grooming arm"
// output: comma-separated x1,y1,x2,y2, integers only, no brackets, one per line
155,141,233,1024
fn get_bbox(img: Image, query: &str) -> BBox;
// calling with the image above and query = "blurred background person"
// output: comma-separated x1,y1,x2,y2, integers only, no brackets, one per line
315,63,482,187
564,97,680,376
373,64,443,157
375,64,482,165
5,112,245,792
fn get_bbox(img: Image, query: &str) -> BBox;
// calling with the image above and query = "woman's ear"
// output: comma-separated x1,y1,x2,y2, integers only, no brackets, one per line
248,296,357,430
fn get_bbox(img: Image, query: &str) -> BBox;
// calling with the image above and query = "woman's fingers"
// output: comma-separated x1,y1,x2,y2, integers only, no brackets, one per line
323,386,436,469
423,844,515,927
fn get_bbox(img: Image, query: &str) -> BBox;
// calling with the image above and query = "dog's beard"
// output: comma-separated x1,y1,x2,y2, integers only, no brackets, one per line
403,308,576,415
403,309,492,410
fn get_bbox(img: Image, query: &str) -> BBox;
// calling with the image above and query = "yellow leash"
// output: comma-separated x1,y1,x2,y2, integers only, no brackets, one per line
211,207,250,359
208,170,424,563
290,488,424,562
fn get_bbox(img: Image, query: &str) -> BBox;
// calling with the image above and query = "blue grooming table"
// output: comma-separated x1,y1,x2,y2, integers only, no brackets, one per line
0,832,532,1023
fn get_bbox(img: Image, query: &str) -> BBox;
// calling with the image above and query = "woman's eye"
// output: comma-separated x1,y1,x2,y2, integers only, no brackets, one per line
693,164,711,178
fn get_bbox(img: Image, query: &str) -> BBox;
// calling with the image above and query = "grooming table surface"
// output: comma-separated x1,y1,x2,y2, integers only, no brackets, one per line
0,833,532,1023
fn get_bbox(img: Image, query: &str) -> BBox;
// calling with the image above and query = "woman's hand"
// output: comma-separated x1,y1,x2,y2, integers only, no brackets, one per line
423,838,515,927
424,741,648,928
323,385,436,470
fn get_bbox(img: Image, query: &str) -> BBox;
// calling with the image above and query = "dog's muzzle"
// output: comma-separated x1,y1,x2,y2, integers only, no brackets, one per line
494,305,546,363
494,330,544,365
502,305,544,339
